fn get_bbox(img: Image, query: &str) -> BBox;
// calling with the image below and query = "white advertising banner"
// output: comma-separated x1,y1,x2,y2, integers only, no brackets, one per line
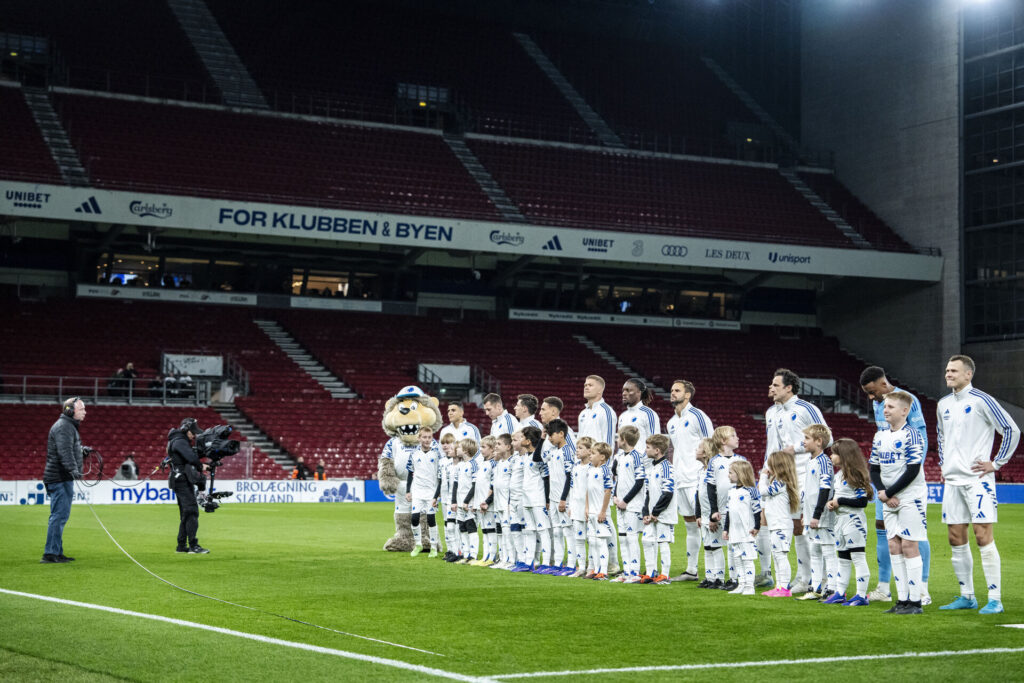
289,297,383,312
2,479,365,505
508,308,742,330
76,283,257,306
162,353,224,377
3,181,943,281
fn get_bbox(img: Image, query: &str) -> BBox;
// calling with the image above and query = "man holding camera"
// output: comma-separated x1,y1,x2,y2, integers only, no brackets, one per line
168,418,210,554
41,397,87,564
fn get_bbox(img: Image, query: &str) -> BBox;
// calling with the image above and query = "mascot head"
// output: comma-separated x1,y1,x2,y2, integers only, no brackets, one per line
383,385,443,444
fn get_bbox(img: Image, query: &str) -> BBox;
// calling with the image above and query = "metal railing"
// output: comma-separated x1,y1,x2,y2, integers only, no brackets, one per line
471,365,500,397
798,376,871,415
0,374,210,406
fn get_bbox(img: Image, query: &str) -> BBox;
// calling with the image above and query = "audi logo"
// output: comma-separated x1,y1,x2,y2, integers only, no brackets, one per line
661,245,689,257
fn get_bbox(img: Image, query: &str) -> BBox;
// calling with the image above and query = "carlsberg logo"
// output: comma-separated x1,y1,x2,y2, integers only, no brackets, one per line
130,201,173,219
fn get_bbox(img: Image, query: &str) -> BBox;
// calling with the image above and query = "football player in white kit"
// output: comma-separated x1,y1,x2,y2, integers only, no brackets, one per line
665,380,712,582
764,368,828,593
937,354,1020,614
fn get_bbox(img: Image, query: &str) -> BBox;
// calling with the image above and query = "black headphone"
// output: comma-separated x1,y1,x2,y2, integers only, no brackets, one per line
63,397,80,416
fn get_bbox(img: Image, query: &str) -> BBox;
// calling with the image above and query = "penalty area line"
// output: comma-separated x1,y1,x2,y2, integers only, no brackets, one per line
492,647,1024,679
0,587,493,683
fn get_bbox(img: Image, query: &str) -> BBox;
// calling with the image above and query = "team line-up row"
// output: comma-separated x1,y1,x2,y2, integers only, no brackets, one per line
385,356,1019,615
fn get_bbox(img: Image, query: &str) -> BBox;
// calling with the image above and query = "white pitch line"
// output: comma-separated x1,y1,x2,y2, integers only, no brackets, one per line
1004,625,1024,629
0,588,492,683
493,647,1024,679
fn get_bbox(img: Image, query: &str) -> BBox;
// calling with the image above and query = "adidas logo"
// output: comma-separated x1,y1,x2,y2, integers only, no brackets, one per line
542,235,563,251
74,197,102,214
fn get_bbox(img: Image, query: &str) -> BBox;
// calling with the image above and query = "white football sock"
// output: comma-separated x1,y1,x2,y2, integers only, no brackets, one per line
660,542,671,577
852,551,870,598
905,554,923,602
808,541,823,592
822,544,838,592
793,533,810,583
980,542,1001,602
772,550,791,589
685,521,700,574
951,543,974,599
836,557,852,597
891,553,908,601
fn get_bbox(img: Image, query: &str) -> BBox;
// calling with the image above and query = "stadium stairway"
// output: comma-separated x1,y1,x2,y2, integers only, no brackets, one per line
21,87,89,186
572,333,670,401
512,32,625,148
211,402,290,474
166,0,268,108
779,168,871,248
253,319,357,400
442,133,526,223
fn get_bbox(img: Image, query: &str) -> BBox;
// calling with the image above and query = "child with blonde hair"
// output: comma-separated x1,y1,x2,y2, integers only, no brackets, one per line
723,460,760,594
825,438,873,606
759,450,800,596
453,438,479,564
694,438,717,588
705,426,748,589
800,424,837,600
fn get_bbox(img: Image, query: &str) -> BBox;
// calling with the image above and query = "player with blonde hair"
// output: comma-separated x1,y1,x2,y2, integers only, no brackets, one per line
759,450,799,596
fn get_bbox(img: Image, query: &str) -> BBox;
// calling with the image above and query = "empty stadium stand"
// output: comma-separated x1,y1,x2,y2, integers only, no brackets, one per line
469,139,856,247
534,32,761,154
799,172,917,253
0,404,280,480
2,0,213,101
52,93,500,219
204,2,595,142
0,86,64,184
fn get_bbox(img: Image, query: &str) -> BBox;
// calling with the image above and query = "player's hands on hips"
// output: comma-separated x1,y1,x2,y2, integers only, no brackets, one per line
971,460,996,475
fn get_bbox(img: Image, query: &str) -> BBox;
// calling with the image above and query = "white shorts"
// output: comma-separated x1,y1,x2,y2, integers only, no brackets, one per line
572,519,588,541
510,499,527,527
617,510,643,535
587,514,613,539
411,498,436,515
729,540,757,560
456,506,472,523
676,485,698,517
833,511,868,550
703,522,723,549
495,507,509,527
809,526,835,546
883,497,928,542
548,503,570,528
643,521,675,544
523,505,550,532
477,509,496,529
394,482,411,514
768,527,791,553
443,498,457,521
942,479,998,525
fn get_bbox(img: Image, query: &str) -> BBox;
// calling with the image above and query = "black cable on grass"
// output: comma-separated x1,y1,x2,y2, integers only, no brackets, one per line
72,480,443,657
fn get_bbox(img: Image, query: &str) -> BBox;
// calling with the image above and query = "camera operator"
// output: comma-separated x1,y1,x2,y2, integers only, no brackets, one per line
41,397,87,564
167,418,210,554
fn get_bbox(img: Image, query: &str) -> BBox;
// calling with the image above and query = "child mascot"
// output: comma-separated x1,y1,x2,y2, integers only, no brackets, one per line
378,385,443,552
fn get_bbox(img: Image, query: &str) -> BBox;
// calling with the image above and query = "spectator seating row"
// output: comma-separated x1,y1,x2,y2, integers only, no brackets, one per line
2,0,212,101
53,93,499,219
469,140,856,247
799,172,917,253
0,404,282,480
0,86,63,184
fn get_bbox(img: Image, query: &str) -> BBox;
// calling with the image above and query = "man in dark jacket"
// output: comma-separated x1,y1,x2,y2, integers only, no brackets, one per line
168,418,210,554
42,397,86,563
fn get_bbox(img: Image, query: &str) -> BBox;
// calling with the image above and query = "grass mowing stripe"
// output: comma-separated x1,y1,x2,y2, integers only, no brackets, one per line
77,485,444,657
492,647,1024,679
0,588,488,683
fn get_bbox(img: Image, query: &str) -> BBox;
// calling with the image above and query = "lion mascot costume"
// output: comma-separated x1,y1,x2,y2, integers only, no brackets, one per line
378,385,443,552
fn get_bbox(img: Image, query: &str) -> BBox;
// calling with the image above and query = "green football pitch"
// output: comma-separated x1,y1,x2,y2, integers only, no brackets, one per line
3,501,1024,681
